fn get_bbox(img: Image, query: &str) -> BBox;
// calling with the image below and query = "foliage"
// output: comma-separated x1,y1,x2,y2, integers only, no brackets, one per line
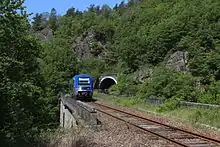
137,67,198,101
48,8,58,32
112,0,220,73
110,74,137,96
3,0,220,144
31,12,50,33
65,7,76,17
36,0,220,105
0,0,51,145
198,80,220,104
189,51,220,83
156,98,180,112
32,13,45,31
77,60,107,78
113,97,138,107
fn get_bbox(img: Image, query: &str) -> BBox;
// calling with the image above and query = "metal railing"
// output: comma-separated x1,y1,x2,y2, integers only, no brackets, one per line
146,98,165,105
145,97,220,109
178,101,220,109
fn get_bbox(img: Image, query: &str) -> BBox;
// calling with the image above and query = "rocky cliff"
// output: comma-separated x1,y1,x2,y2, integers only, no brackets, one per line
73,30,106,60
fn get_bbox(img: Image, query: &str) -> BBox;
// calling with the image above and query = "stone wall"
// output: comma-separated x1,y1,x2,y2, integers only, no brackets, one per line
60,100,77,129
59,94,100,129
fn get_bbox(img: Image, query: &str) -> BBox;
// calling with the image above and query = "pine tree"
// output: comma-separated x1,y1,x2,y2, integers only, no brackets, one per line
101,5,111,18
94,5,101,15
49,8,57,32
32,13,44,31
88,4,96,12
65,7,75,17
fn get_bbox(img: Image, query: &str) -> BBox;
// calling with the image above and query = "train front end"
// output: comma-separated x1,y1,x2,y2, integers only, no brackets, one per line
73,74,93,100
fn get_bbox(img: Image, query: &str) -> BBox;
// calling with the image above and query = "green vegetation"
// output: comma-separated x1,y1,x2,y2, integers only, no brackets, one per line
0,0,49,146
168,108,220,129
34,0,220,104
1,0,220,145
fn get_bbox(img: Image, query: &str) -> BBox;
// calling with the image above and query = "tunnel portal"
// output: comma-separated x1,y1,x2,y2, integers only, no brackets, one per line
99,76,117,90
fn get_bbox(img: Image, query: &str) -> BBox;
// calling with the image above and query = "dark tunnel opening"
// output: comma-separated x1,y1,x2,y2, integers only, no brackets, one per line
99,78,116,90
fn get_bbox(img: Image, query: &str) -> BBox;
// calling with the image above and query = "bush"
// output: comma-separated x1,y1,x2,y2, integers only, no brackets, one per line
137,67,198,101
188,108,220,128
109,74,137,96
113,98,138,107
156,98,180,112
198,80,220,104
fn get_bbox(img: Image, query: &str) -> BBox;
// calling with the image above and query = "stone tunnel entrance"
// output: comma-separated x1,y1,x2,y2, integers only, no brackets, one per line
99,76,117,93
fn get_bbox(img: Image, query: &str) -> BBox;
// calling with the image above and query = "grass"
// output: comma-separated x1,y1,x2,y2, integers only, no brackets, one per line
94,92,156,110
93,92,220,131
165,108,220,129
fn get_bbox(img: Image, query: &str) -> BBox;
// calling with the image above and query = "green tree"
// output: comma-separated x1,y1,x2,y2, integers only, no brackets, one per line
32,13,44,31
65,7,75,17
49,8,57,32
0,0,51,145
101,4,111,18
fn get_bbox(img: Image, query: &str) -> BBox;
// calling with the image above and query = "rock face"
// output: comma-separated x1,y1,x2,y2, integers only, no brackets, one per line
73,30,105,60
35,27,53,41
167,51,188,72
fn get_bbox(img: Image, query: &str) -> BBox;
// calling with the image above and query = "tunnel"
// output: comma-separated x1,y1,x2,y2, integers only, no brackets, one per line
99,77,117,90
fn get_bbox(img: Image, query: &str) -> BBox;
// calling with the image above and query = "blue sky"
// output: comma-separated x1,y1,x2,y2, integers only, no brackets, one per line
24,0,125,15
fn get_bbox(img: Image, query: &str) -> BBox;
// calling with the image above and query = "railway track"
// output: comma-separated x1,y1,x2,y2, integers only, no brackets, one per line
92,102,220,147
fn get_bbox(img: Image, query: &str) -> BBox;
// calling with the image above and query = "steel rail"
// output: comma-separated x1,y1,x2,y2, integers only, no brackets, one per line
94,102,220,146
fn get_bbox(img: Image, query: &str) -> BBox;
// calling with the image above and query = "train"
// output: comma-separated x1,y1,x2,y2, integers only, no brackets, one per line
72,74,93,100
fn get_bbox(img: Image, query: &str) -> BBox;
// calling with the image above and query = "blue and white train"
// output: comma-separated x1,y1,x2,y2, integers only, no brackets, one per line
72,74,93,100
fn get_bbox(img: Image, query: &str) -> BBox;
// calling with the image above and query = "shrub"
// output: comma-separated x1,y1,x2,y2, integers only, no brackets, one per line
113,98,138,107
198,80,220,104
109,74,137,96
138,66,198,101
156,97,180,112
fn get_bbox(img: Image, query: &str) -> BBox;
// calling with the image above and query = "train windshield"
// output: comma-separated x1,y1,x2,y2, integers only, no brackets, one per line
78,77,90,85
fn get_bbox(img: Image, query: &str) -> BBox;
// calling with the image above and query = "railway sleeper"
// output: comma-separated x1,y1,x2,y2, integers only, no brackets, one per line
176,139,214,147
169,135,197,140
185,143,213,147
94,103,220,147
